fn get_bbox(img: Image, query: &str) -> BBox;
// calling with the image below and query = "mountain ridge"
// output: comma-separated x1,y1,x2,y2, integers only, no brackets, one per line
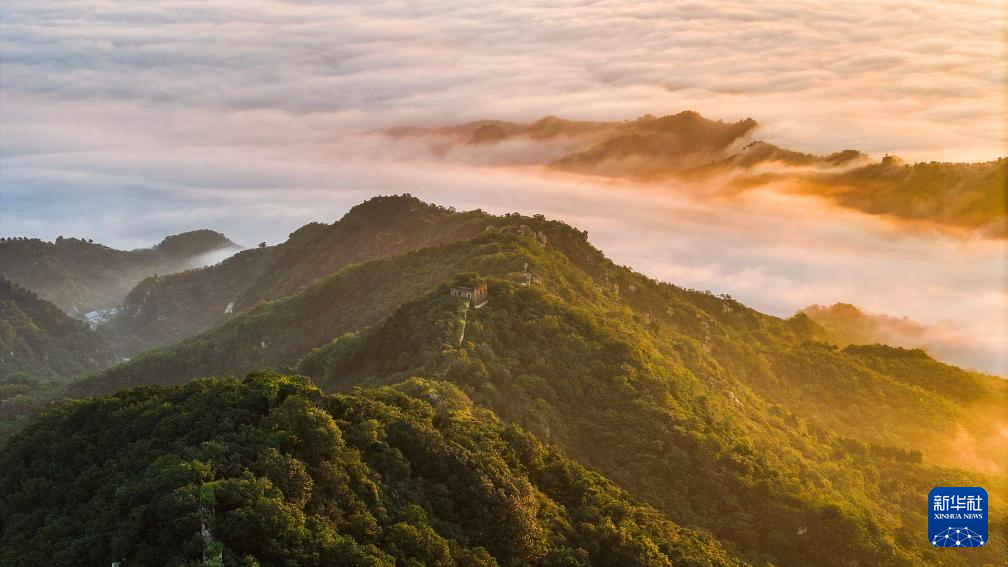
0,276,115,381
0,229,242,315
52,195,1006,566
77,197,1007,471
800,302,1003,376
389,112,1008,236
104,195,511,356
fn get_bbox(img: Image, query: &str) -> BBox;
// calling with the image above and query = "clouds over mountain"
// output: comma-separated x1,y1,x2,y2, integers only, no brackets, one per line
0,1,1004,374
2,0,1003,157
2,0,1003,244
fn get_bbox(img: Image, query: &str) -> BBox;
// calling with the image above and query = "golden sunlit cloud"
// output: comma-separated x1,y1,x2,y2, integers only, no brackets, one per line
1,0,1005,375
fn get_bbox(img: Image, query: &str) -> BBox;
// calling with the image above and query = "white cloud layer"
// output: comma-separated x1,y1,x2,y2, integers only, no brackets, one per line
2,0,1004,160
0,0,1005,373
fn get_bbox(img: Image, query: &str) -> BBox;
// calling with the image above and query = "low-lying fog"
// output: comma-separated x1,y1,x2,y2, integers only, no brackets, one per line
2,0,1004,375
346,153,1008,378
5,129,1003,376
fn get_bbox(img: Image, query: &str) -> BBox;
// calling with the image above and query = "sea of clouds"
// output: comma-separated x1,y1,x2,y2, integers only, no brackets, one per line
0,0,1005,374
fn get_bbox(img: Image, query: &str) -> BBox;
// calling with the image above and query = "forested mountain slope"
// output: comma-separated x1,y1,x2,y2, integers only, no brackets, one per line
81,198,1007,473
796,156,1008,235
75,233,532,395
105,195,511,355
0,277,115,381
0,230,240,315
0,374,745,567
0,278,118,436
65,197,1007,565
298,280,1005,566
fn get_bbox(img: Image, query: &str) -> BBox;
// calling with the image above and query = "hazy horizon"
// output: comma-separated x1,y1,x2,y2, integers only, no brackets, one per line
1,0,1006,375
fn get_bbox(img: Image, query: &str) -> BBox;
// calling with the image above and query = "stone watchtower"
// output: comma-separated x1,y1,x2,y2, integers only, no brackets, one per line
450,274,488,308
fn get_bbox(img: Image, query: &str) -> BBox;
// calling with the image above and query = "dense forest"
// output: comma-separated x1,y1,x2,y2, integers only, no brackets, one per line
296,280,1005,565
1,195,1004,565
0,374,745,566
0,277,118,437
0,277,115,381
0,230,240,315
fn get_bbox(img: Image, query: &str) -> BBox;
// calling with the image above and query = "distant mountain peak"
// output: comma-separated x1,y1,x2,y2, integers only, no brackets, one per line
881,154,906,167
155,229,239,256
390,111,1006,235
800,302,1000,376
342,193,448,217
0,229,243,314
